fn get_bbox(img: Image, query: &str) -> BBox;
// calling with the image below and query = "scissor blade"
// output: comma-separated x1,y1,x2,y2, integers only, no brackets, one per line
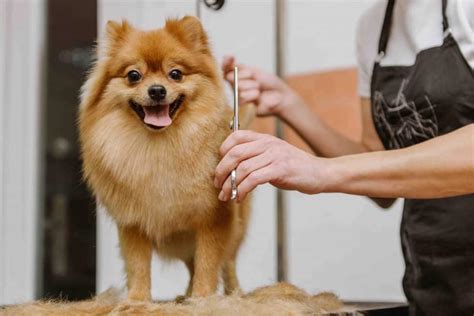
231,66,239,200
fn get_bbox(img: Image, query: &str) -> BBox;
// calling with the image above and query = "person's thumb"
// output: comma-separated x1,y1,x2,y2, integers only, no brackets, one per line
222,55,235,73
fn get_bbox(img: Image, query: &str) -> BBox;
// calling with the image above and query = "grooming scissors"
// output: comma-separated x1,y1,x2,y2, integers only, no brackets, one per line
230,66,239,200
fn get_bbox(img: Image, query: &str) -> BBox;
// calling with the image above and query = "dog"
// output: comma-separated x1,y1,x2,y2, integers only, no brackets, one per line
78,16,254,300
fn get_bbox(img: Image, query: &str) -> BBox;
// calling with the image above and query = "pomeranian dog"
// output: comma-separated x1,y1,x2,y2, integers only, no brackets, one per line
78,16,253,300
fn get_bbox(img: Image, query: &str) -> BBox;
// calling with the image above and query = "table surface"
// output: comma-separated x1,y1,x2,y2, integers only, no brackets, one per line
339,302,408,315
1,302,409,315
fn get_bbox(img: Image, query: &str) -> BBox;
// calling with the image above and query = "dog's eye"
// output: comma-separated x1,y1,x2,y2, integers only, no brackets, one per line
169,69,183,81
127,70,142,83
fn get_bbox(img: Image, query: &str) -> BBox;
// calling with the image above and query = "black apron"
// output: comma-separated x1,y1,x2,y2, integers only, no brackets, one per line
370,0,474,315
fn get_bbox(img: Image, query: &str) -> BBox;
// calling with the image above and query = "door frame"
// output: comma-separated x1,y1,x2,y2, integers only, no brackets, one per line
0,0,46,304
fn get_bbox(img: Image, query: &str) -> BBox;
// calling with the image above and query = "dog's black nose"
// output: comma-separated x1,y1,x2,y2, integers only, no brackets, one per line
148,85,167,101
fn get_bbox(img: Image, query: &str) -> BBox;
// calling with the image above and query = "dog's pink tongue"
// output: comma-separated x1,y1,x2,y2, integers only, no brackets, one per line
143,104,172,127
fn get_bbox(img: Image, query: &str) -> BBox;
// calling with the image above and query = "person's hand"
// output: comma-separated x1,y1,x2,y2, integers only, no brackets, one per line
222,56,303,119
214,130,334,202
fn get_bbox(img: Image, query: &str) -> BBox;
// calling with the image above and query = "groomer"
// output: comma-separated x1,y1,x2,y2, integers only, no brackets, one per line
214,0,474,314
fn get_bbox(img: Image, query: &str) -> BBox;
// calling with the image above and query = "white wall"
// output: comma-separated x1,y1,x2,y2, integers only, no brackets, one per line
287,0,378,74
0,0,46,305
97,0,277,300
286,0,406,302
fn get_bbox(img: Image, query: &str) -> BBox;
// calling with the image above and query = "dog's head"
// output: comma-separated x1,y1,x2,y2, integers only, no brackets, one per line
82,16,223,132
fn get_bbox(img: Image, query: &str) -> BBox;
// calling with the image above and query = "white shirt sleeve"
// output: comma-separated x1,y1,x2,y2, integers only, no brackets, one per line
356,17,372,98
452,0,474,69
356,1,386,98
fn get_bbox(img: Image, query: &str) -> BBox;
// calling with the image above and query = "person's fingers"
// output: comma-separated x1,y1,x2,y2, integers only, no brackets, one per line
222,55,235,74
235,153,272,186
259,90,282,108
215,140,266,189
236,80,260,104
218,175,232,201
225,71,234,84
236,165,274,202
237,67,254,80
240,89,260,104
225,67,254,83
218,153,272,201
239,79,260,91
219,130,260,157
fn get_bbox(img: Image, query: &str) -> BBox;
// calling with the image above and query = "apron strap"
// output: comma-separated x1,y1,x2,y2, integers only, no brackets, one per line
377,0,395,56
442,0,452,39
442,0,449,31
377,0,451,60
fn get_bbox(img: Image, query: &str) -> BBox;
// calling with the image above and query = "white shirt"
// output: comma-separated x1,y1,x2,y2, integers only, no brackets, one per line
357,0,474,97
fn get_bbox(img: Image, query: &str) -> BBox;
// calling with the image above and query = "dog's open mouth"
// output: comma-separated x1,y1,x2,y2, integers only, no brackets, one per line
129,95,185,130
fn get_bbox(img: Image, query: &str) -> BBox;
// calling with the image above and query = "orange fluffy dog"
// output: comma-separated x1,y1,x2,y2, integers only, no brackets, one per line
78,16,252,300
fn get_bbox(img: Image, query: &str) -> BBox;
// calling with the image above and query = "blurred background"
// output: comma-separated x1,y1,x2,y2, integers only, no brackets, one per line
0,0,406,305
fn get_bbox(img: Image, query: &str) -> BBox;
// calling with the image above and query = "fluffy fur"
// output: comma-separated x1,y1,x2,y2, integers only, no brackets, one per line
78,16,253,300
1,283,345,315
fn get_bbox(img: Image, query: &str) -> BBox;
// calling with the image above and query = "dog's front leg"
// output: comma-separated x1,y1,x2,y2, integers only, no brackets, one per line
118,225,152,301
191,227,228,297
192,208,234,298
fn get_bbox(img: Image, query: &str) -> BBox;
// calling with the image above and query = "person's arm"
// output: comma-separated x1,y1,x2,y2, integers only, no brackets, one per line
329,124,474,198
214,124,474,202
278,97,369,157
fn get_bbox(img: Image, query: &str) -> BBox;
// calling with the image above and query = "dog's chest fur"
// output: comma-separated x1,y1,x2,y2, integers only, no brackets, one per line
85,112,229,240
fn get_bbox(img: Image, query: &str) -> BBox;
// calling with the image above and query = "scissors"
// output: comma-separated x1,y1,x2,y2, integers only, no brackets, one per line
230,66,239,200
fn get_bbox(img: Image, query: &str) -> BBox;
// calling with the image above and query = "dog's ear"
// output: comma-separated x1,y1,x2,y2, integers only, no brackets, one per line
82,20,132,109
165,16,209,54
98,20,132,58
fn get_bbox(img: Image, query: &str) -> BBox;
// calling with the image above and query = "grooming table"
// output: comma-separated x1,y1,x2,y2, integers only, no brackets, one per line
1,302,409,315
338,302,408,315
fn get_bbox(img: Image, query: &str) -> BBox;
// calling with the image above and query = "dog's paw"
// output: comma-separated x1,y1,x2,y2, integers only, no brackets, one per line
174,295,187,304
226,288,243,297
126,290,151,302
174,295,196,305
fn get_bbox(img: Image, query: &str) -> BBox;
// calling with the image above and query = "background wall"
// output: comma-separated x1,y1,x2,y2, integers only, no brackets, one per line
288,0,378,73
